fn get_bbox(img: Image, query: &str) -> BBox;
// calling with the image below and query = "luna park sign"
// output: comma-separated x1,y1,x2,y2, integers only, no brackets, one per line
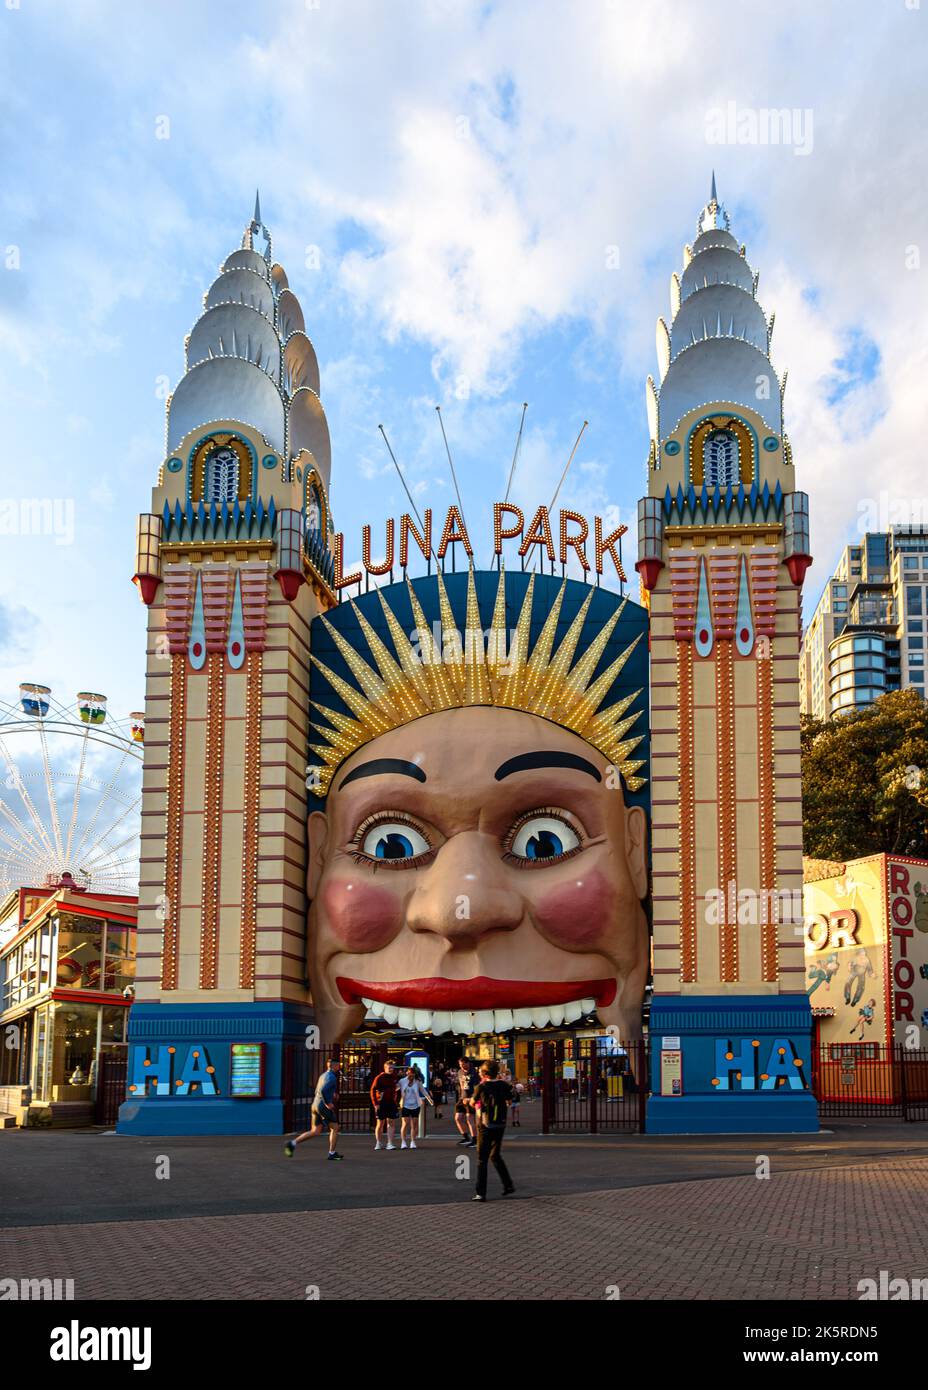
331,503,628,589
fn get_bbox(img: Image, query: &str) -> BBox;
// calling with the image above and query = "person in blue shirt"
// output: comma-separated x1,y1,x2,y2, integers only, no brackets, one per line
285,1059,344,1161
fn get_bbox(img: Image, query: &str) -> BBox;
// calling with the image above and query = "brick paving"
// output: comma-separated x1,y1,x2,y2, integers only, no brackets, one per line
1,1158,925,1300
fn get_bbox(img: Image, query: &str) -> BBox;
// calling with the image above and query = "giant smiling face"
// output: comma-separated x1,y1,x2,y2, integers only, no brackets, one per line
307,704,649,1046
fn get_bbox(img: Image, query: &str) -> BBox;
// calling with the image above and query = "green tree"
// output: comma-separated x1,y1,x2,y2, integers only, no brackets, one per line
801,688,928,860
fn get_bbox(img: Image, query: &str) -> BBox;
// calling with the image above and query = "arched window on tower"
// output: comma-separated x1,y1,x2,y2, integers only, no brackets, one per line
204,445,240,504
306,482,322,535
703,429,739,489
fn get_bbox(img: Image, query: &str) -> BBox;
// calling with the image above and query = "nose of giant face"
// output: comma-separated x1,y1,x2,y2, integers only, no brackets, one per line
406,830,522,944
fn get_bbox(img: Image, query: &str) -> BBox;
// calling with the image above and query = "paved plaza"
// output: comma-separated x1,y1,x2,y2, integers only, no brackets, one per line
2,1113,926,1300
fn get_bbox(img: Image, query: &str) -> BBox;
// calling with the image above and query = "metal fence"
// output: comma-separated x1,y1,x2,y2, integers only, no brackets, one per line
540,1038,647,1133
283,1044,388,1133
812,1043,928,1121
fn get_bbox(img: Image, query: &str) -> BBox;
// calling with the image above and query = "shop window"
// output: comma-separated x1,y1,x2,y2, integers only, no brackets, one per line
53,1003,99,1090
32,1005,52,1101
102,923,136,992
56,915,103,990
100,1006,128,1047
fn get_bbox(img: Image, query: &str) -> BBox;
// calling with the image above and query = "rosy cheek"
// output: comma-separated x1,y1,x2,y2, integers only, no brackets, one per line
531,867,616,947
320,876,402,952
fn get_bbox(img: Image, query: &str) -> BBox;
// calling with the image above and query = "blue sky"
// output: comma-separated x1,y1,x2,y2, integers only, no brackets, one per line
1,0,926,722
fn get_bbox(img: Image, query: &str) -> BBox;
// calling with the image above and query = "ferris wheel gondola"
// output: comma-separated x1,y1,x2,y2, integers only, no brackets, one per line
0,683,143,900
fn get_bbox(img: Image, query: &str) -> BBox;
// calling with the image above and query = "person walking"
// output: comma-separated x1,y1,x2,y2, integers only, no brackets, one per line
454,1056,478,1147
370,1057,400,1150
284,1059,343,1161
430,1068,445,1119
471,1060,514,1202
398,1066,432,1148
509,1082,522,1127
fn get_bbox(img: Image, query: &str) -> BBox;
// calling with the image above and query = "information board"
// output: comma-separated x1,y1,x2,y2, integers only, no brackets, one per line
660,1048,683,1097
229,1042,265,1098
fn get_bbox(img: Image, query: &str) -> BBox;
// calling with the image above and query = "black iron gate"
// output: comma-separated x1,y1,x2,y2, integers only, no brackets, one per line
812,1043,928,1121
95,1050,128,1125
283,1044,387,1133
541,1038,647,1132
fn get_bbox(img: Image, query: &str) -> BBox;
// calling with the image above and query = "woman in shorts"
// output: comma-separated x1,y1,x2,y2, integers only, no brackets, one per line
398,1066,432,1149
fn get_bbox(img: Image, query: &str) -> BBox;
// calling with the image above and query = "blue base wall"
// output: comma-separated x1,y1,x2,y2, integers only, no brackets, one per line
117,1001,317,1136
646,995,819,1134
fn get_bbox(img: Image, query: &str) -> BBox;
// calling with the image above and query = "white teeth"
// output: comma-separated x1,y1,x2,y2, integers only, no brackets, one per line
361,996,597,1034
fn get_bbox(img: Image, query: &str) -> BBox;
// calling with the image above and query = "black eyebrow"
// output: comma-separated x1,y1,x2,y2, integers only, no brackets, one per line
338,758,427,790
494,751,602,782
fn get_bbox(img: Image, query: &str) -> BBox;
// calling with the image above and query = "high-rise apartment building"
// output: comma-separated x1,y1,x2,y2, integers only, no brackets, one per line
800,527,928,718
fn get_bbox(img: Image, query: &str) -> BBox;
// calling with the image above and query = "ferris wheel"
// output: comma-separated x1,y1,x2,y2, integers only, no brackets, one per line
0,683,144,901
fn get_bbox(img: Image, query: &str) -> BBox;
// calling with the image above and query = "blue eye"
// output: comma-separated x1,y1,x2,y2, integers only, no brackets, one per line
361,821,430,862
510,815,580,862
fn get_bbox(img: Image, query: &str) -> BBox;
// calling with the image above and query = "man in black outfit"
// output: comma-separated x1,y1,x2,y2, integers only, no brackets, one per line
471,1060,515,1202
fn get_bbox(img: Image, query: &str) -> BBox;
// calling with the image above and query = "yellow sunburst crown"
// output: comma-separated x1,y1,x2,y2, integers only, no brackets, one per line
308,565,647,798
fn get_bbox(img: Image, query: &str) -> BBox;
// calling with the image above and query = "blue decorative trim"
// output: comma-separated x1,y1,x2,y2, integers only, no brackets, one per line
659,480,784,528
664,439,681,456
763,435,779,451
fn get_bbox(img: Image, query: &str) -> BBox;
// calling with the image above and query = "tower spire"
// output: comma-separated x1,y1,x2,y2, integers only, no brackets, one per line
710,169,717,203
253,188,262,229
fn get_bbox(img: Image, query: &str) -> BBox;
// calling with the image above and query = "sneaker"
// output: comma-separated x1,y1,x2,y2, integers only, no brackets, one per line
471,1194,486,1202
386,1142,396,1150
284,1140,295,1158
456,1137,471,1145
401,1140,408,1149
374,1141,382,1150
466,1138,477,1147
327,1152,344,1161
502,1187,515,1197
409,1141,417,1150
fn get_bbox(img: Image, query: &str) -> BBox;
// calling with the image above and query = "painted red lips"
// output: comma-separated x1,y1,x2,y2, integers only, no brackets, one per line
336,975,616,1010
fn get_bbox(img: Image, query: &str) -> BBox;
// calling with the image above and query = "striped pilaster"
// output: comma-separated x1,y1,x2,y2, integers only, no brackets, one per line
678,642,697,982
162,652,187,991
199,653,225,989
716,641,737,982
239,651,263,989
